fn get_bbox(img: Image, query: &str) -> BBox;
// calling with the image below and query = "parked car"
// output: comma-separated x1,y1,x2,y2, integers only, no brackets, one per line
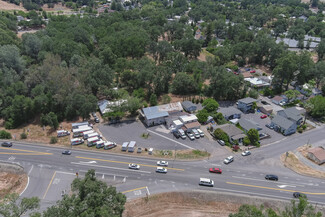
91,112,97,117
137,147,142,153
261,100,269,105
265,174,278,181
209,168,222,174
156,167,167,173
241,150,251,156
1,142,13,147
217,140,225,146
260,114,268,119
62,150,72,155
186,131,195,140
265,124,274,129
197,129,204,137
129,163,140,170
157,161,168,167
191,129,200,139
178,129,186,139
199,178,214,187
250,70,256,73
173,131,180,139
94,117,100,123
224,156,234,164
293,192,306,198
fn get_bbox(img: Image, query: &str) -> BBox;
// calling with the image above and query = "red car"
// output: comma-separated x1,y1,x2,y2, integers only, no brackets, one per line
260,114,267,119
209,168,222,174
250,70,256,73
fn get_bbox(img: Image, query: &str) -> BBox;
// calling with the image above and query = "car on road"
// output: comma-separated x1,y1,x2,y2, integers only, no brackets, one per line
156,167,167,173
199,178,214,187
137,147,142,153
209,168,222,174
157,161,168,167
224,156,234,164
197,129,204,137
241,150,251,156
1,142,13,147
173,131,180,139
260,114,268,119
265,124,274,129
62,150,72,155
217,140,225,146
129,163,140,170
186,131,195,140
293,192,306,198
265,174,278,181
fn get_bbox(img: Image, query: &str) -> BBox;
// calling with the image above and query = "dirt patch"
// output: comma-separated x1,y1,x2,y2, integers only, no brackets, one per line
197,49,214,62
41,2,72,13
281,151,325,179
0,172,28,198
123,192,241,217
0,0,25,11
17,30,39,38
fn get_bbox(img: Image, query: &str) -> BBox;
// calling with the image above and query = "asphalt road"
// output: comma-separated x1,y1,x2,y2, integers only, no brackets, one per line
1,125,325,211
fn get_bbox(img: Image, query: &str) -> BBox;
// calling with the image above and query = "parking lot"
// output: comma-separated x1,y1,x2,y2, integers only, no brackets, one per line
98,121,215,152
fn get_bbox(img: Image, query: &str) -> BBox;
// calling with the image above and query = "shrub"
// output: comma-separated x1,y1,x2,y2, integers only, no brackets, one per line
195,98,200,104
20,133,27,139
0,130,12,139
50,137,57,144
298,128,303,133
192,98,195,103
302,124,307,130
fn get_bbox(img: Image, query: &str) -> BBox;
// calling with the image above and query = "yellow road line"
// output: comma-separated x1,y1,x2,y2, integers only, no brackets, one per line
0,147,52,155
43,171,57,199
122,186,147,194
226,182,325,195
0,152,52,155
76,156,184,171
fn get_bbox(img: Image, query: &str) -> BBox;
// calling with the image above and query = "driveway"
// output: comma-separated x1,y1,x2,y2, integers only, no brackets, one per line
98,121,215,152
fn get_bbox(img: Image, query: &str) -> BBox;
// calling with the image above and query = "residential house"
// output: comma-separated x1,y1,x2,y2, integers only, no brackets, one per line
307,146,325,165
276,35,320,51
213,124,246,144
244,77,270,90
237,97,258,113
181,101,197,113
277,107,304,125
141,102,183,127
257,103,273,115
218,107,242,121
238,119,262,133
98,99,127,115
271,95,287,105
296,84,322,97
270,115,297,136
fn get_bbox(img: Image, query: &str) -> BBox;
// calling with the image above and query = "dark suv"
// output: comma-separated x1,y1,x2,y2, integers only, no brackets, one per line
1,142,13,147
173,131,180,139
265,174,278,181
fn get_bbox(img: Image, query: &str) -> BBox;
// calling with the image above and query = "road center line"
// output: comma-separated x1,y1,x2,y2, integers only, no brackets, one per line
43,171,56,199
75,156,185,171
146,129,194,150
71,162,152,174
231,176,305,187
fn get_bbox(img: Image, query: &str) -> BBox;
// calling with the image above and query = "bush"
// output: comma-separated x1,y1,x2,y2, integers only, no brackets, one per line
50,137,57,144
20,133,27,139
0,130,12,139
298,128,303,133
302,124,307,130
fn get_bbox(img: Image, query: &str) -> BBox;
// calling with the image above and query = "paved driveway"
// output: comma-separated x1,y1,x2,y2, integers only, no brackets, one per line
98,121,215,152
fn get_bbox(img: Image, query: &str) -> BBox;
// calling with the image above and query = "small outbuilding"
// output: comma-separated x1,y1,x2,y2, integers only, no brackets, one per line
308,146,325,165
181,101,197,113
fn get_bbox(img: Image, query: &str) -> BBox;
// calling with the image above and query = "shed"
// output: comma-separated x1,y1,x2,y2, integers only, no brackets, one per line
179,114,198,124
308,146,325,165
181,101,197,113
172,120,184,129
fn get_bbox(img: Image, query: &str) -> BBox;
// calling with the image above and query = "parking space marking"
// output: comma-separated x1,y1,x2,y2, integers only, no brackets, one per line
146,129,194,150
75,156,184,171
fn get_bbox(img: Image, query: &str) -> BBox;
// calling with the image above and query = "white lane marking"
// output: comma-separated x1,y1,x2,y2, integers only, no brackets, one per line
53,178,60,185
8,156,15,161
147,129,194,150
71,162,151,174
102,174,105,179
134,190,142,196
277,185,296,188
231,176,305,187
210,187,325,206
146,186,150,196
56,171,75,175
123,177,126,183
28,165,34,175
20,176,29,196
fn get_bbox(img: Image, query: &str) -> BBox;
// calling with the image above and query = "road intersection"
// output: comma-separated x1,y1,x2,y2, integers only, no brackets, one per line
0,125,325,210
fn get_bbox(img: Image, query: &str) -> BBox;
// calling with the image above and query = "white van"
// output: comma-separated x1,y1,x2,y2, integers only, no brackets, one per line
84,132,100,140
178,129,186,139
72,126,92,137
87,137,100,147
104,141,116,150
82,130,95,139
57,130,70,137
199,178,214,187
95,140,105,149
121,142,129,151
71,138,84,146
128,141,136,152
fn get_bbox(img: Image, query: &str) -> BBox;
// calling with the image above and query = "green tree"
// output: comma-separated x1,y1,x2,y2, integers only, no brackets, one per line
202,98,219,113
22,33,42,59
125,97,141,116
247,128,260,146
316,39,325,60
0,193,40,217
42,169,126,217
213,128,229,143
149,93,158,106
171,72,197,95
196,109,209,124
309,95,325,118
40,112,59,130
248,89,259,99
284,90,300,102
229,204,265,217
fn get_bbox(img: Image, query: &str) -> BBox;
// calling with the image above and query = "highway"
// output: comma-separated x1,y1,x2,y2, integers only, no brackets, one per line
0,125,325,210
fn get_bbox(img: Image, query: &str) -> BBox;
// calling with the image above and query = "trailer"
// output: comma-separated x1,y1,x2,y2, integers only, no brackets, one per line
121,142,129,151
87,137,100,147
104,141,117,150
72,126,92,137
85,132,101,140
95,140,105,149
71,121,89,129
128,141,136,152
57,130,70,137
82,130,95,139
71,138,84,146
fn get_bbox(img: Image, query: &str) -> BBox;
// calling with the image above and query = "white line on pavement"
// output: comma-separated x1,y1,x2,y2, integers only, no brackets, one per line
71,162,151,174
28,165,33,175
20,176,29,196
231,176,305,187
56,171,76,175
146,129,194,150
146,186,150,196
